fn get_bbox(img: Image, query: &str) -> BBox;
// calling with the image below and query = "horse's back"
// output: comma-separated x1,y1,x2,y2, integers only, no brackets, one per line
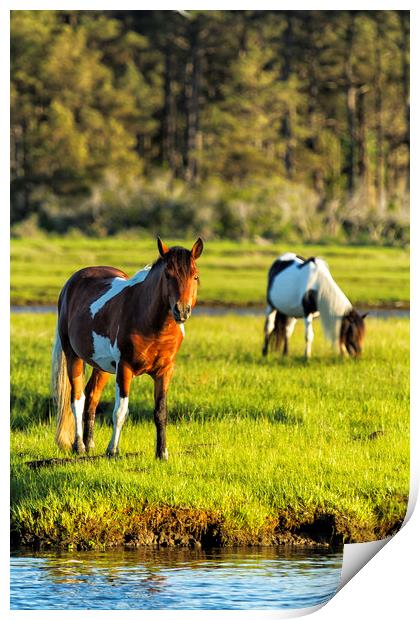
59,266,127,309
58,266,128,340
267,254,315,317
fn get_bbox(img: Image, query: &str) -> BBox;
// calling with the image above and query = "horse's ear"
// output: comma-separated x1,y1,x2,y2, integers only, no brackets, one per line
191,237,204,260
157,237,169,257
361,312,368,320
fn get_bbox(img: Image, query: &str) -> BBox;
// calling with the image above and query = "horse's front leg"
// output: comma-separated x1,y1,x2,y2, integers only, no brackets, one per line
283,317,297,356
304,314,314,359
106,363,133,456
153,369,173,461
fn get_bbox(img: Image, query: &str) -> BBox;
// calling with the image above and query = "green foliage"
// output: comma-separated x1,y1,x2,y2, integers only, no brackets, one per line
11,10,409,242
11,10,145,218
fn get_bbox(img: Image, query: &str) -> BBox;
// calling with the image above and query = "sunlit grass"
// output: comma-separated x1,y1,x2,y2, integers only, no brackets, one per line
11,237,409,307
11,313,409,548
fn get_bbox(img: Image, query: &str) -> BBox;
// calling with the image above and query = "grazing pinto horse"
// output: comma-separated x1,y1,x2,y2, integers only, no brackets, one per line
52,238,203,459
262,253,366,359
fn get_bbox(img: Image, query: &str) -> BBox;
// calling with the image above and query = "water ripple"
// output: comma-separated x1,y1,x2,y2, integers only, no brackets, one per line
11,547,342,610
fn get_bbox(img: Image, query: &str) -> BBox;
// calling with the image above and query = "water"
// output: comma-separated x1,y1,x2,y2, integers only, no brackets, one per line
10,547,342,610
10,305,409,319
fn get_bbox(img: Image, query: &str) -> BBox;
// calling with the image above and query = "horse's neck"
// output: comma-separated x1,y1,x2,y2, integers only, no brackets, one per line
315,263,352,344
128,265,170,333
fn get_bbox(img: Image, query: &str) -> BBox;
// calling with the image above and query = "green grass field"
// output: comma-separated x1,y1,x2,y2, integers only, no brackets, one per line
11,237,409,307
11,312,409,549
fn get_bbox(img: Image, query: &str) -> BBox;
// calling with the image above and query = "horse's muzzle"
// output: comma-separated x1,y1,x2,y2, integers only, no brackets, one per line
172,303,191,323
347,344,362,358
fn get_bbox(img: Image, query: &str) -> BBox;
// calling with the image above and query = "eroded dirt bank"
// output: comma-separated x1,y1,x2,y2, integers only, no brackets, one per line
11,504,403,551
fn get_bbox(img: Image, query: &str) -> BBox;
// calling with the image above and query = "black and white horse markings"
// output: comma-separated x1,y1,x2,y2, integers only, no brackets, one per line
263,253,367,359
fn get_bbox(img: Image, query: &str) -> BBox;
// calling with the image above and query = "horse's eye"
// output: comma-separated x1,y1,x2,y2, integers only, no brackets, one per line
194,275,199,280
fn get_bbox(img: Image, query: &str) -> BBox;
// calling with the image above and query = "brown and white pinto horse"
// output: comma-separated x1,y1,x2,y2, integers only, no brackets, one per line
52,238,203,459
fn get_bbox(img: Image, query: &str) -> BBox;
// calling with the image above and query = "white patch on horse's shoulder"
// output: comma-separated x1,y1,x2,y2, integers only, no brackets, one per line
90,265,152,317
131,265,152,283
91,331,120,373
278,252,299,262
90,277,126,317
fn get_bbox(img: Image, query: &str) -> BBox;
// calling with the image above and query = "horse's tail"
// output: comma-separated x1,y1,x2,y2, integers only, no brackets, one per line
264,310,286,353
51,327,74,450
270,312,287,351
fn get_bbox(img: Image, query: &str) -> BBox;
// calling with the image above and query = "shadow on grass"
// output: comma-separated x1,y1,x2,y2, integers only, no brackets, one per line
73,400,303,426
238,353,367,372
11,393,53,430
165,404,303,426
11,390,303,429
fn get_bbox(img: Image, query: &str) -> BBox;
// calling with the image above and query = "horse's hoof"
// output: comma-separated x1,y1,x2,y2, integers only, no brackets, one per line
106,446,118,457
85,441,95,452
156,448,169,461
73,439,86,455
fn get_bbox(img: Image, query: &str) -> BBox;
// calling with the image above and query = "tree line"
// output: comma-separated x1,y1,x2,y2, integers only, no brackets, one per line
11,10,409,243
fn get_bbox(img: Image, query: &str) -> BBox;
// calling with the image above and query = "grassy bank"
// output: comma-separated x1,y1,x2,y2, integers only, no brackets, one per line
11,237,409,307
11,313,409,549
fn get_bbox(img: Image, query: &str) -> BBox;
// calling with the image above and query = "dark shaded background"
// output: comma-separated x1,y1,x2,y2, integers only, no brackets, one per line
10,10,409,243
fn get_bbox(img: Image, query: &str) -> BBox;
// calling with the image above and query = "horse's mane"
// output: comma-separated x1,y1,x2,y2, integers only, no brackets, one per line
129,248,194,297
314,259,352,345
165,247,194,278
149,248,194,280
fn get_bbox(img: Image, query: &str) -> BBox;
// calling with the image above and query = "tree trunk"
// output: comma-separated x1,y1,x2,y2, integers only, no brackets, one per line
281,13,294,179
344,13,357,194
398,11,410,192
357,85,372,208
374,17,386,214
184,20,202,183
356,87,367,180
346,88,357,194
305,14,325,209
10,120,30,223
162,44,178,174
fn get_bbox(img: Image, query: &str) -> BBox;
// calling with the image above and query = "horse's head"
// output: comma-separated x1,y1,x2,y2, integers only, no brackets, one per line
340,309,367,357
157,237,204,324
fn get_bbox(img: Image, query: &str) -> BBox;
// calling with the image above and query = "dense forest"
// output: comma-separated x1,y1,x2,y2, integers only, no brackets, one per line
11,10,409,243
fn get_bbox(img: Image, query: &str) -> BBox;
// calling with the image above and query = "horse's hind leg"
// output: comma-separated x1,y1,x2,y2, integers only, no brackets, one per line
262,306,277,356
83,368,110,452
283,317,297,356
65,352,86,454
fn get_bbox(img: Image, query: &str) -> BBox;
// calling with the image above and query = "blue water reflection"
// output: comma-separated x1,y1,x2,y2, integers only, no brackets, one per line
11,547,342,610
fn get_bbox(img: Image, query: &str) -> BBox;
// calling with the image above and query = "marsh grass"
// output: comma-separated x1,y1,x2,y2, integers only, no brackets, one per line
10,313,409,548
11,238,409,307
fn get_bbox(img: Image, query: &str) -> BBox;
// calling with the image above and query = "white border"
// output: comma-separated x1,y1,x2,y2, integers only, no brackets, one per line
4,3,418,618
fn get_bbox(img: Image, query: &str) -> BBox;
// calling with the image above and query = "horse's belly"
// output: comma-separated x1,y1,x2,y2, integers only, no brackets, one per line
269,282,305,317
90,331,120,374
268,265,309,317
